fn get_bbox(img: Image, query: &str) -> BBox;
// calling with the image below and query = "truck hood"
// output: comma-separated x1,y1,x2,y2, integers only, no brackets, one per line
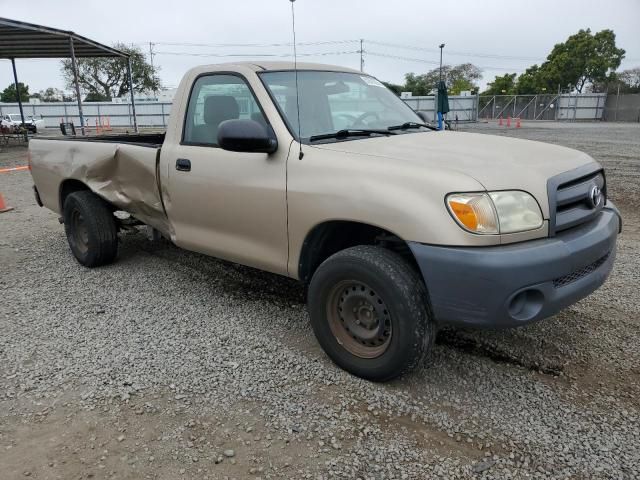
312,131,598,217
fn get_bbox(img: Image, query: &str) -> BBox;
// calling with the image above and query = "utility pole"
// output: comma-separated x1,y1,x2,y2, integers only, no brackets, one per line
149,42,157,100
149,41,155,70
127,56,138,132
439,43,445,82
359,39,364,72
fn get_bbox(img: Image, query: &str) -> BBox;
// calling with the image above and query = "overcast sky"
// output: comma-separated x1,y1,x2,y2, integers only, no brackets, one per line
1,0,639,95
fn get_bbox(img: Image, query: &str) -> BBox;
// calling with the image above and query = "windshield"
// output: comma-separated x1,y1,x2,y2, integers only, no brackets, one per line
259,71,424,142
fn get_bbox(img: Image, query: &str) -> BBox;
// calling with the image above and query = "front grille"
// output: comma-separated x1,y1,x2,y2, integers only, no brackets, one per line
550,169,605,234
552,252,610,288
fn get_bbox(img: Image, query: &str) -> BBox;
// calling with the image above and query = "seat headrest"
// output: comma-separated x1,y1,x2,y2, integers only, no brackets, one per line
203,95,240,126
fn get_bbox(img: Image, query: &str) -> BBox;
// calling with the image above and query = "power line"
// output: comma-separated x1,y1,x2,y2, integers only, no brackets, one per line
133,38,640,69
154,50,360,58
365,51,440,66
154,47,536,72
366,51,527,71
147,38,640,73
151,39,359,48
145,38,545,62
365,40,544,61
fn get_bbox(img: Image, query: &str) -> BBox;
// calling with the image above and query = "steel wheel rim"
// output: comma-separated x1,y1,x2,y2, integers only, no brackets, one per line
327,280,392,359
71,210,89,254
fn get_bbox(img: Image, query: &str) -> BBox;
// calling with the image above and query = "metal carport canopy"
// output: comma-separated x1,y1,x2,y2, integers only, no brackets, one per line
0,17,138,134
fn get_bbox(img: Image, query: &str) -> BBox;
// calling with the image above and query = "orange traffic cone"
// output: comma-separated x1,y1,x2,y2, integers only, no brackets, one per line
516,117,521,128
506,116,511,128
0,192,14,213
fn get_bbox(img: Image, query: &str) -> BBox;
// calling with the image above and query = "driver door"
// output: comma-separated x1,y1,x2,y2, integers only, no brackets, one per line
165,73,289,276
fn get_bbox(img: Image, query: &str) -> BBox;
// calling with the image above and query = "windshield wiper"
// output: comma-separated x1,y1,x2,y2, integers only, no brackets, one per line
309,129,396,142
388,121,438,131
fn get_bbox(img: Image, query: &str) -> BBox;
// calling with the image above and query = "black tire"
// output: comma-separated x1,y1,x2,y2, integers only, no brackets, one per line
308,245,434,381
63,190,118,267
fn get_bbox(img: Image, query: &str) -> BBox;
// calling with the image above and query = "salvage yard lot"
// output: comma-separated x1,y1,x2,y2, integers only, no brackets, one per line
1,122,639,479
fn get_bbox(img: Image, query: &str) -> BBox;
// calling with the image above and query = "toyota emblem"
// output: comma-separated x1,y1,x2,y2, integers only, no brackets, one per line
589,186,602,208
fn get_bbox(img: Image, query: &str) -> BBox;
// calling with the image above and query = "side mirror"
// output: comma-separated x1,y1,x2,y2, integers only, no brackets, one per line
415,111,429,123
217,119,278,154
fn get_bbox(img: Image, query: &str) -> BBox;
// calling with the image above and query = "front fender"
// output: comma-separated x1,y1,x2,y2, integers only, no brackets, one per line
286,145,498,278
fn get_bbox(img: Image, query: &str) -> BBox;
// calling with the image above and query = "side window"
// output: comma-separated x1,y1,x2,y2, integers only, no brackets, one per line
183,74,267,146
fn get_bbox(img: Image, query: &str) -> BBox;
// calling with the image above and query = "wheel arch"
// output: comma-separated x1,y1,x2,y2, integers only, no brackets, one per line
297,220,420,284
59,179,91,212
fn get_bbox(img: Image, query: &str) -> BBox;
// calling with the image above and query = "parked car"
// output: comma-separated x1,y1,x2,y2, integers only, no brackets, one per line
28,62,621,381
1,113,44,133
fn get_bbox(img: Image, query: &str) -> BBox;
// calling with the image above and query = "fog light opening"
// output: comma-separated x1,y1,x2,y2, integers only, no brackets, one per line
508,289,544,321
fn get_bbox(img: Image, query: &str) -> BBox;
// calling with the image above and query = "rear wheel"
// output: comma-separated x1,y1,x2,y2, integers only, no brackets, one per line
63,190,118,267
308,245,434,381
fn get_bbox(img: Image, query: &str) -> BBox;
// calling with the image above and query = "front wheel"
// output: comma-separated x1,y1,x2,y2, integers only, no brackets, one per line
308,246,434,381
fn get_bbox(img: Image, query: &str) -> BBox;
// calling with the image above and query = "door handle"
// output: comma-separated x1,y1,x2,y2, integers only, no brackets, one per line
176,158,191,172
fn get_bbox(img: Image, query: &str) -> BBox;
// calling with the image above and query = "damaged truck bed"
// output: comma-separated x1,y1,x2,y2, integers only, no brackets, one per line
29,133,172,236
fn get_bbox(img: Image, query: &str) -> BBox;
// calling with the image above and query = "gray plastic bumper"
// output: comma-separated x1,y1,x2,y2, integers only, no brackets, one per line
409,204,620,329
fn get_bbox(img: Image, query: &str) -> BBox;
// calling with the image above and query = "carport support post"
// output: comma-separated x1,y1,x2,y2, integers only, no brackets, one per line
10,58,27,141
127,57,138,132
69,37,85,135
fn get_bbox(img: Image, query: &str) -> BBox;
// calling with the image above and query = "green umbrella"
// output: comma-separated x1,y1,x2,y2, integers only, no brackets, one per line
436,80,450,114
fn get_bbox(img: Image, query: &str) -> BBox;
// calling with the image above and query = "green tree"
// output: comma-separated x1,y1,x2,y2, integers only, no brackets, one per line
481,73,517,96
590,67,640,94
619,67,640,93
535,29,625,93
84,92,111,102
449,78,475,95
447,63,482,94
403,72,429,96
1,82,30,102
61,43,160,100
38,87,74,102
515,65,546,94
403,63,482,96
382,81,403,95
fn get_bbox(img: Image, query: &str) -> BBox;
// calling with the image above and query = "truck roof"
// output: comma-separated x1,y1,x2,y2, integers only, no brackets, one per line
187,61,362,74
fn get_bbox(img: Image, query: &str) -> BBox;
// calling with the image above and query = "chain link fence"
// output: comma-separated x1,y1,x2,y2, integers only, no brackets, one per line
2,92,635,129
603,94,640,122
478,94,607,121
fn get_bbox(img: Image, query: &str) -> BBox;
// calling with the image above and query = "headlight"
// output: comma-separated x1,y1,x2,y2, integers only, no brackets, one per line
447,191,542,234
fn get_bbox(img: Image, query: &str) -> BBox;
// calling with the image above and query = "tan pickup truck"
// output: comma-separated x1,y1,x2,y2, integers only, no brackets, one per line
29,62,621,381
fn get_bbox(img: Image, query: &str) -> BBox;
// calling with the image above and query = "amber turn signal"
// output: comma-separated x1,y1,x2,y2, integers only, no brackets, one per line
446,193,499,234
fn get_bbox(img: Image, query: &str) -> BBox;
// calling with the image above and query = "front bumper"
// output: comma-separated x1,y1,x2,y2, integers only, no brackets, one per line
409,204,620,329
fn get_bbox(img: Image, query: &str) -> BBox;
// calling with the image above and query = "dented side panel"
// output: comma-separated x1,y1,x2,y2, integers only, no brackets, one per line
29,138,172,236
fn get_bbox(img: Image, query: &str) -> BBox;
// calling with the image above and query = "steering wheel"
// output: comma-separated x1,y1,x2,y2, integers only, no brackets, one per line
353,111,380,127
333,113,358,129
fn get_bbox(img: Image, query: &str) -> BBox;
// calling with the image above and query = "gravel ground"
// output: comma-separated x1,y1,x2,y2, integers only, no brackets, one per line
1,123,639,479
